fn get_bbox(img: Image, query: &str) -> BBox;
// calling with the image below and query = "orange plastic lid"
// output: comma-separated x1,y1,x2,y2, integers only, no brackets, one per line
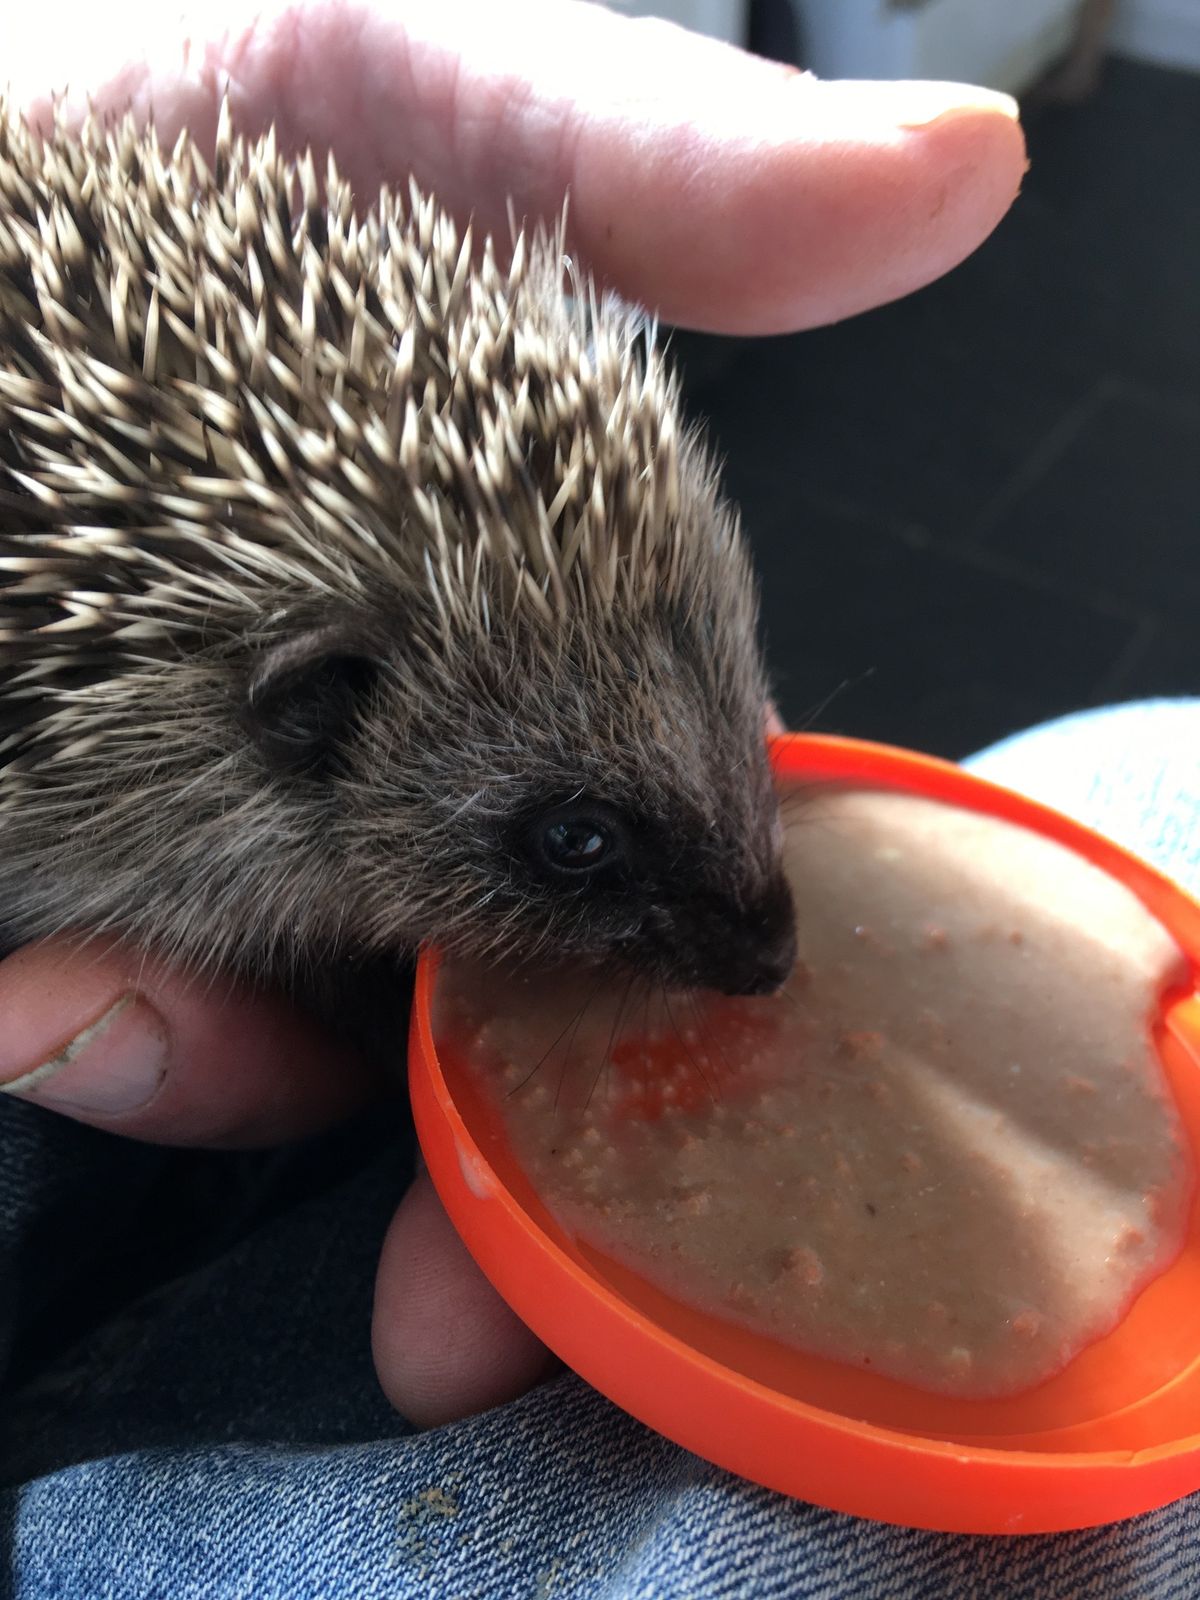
409,734,1200,1534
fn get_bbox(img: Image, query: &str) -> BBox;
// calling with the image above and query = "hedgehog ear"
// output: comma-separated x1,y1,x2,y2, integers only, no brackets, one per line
243,624,378,780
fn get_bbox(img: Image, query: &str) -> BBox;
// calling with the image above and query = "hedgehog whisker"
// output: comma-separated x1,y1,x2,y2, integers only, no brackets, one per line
661,985,716,1111
507,977,604,1101
684,987,731,1101
584,969,639,1116
554,975,610,1115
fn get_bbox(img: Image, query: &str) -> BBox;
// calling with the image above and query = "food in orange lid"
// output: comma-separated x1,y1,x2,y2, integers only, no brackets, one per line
410,734,1200,1534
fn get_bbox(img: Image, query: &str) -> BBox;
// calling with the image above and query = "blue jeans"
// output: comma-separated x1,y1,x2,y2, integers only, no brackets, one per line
5,700,1200,1599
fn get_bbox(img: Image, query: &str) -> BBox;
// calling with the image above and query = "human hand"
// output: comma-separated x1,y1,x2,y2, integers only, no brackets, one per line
1,0,1025,1427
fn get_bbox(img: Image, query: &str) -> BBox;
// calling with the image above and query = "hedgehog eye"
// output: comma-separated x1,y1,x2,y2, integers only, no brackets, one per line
244,626,376,780
526,799,632,883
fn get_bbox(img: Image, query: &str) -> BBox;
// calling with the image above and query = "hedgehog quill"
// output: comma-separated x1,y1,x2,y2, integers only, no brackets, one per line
0,99,796,1028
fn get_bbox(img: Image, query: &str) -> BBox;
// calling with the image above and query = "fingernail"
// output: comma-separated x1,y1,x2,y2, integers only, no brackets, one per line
809,77,1020,131
0,994,170,1114
891,79,1020,129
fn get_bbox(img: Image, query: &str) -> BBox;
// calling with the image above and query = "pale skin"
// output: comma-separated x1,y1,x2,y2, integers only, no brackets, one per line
0,0,1025,1427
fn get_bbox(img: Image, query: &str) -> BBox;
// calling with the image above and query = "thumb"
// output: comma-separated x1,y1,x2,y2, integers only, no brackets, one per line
0,936,380,1148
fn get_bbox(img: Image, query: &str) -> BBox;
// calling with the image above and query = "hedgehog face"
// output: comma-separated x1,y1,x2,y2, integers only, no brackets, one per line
490,636,795,996
507,788,797,996
240,608,796,999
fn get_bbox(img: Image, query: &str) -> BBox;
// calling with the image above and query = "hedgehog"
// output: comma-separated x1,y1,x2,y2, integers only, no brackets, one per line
0,96,797,1032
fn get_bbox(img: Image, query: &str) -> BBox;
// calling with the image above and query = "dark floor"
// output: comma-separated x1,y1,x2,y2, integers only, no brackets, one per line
673,55,1200,760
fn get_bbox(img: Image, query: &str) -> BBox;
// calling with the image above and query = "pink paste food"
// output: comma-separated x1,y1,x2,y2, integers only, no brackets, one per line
435,786,1194,1399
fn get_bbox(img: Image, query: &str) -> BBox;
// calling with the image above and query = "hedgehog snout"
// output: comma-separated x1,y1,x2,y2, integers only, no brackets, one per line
710,871,798,997
645,870,797,997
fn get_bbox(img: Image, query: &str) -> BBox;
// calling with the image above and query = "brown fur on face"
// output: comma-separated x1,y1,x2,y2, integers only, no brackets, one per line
0,99,794,1001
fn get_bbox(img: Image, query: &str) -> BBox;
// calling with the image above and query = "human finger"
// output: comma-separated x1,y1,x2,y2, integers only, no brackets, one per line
0,935,378,1148
5,0,1025,333
372,1167,556,1426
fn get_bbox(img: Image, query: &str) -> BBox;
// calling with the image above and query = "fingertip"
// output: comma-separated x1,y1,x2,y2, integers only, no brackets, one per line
0,935,380,1147
573,86,1028,334
373,1171,556,1427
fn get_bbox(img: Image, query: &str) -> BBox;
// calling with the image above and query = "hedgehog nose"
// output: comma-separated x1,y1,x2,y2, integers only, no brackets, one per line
730,940,797,995
718,924,798,996
714,878,798,997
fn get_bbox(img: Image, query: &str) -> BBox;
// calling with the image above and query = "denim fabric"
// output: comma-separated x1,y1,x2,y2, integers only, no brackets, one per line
4,699,1200,1599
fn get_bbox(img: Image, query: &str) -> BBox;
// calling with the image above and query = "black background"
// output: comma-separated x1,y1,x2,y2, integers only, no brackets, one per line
674,55,1200,760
